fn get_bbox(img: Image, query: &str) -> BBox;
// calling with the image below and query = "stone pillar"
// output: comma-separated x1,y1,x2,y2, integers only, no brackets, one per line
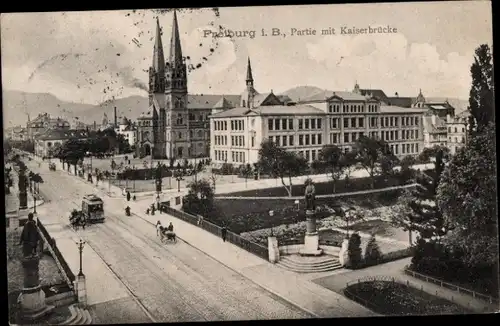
74,275,88,307
299,210,323,256
268,236,279,263
17,255,54,321
338,238,350,267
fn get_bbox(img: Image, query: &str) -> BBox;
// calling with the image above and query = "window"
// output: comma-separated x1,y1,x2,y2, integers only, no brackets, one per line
275,136,280,146
358,118,364,128
415,117,419,126
311,134,316,145
299,119,303,130
282,119,287,130
454,127,457,133
317,118,322,129
299,135,304,145
275,119,280,130
289,135,294,146
311,119,316,129
317,134,322,145
251,136,255,147
351,118,356,128
282,136,288,146
305,134,310,145
344,133,349,143
331,118,338,129
344,118,349,128
305,119,310,129
288,119,293,130
178,132,182,139
268,119,273,130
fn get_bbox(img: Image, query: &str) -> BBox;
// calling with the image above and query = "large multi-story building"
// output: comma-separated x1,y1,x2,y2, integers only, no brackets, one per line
115,116,137,147
135,11,290,159
26,113,71,140
34,129,89,158
210,82,426,166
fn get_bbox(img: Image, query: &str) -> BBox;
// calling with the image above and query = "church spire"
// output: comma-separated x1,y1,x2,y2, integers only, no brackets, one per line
169,10,183,68
246,57,254,84
152,16,165,73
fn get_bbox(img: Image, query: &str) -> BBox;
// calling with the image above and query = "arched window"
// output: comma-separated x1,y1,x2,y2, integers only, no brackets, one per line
197,130,202,138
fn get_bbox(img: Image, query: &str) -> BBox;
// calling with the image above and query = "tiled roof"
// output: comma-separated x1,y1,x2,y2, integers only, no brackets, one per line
379,105,426,113
210,104,325,118
36,129,89,141
187,94,241,109
300,90,367,102
385,97,415,108
213,96,233,109
359,89,389,102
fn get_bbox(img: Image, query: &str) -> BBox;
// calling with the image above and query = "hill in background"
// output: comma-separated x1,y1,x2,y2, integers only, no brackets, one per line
3,87,468,128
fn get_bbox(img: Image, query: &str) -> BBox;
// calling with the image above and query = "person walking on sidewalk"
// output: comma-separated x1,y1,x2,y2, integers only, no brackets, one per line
126,191,131,202
221,225,227,242
156,220,162,237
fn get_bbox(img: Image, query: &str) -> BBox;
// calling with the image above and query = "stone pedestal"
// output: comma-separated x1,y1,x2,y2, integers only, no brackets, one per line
268,236,280,263
17,256,54,321
74,274,88,307
299,210,323,256
338,238,350,267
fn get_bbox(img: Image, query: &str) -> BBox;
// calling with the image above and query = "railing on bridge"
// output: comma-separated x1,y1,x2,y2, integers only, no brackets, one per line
37,219,76,288
160,205,268,260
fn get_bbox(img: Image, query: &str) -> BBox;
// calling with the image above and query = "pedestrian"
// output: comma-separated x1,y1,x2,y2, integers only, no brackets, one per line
197,214,203,226
126,191,131,202
221,225,227,242
156,220,162,237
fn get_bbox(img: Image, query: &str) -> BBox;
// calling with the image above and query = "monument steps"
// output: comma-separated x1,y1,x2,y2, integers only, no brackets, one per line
59,304,92,325
46,291,77,308
278,255,343,273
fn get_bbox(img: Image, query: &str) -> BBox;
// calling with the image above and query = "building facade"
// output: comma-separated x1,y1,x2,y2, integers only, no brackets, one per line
210,89,426,166
34,129,89,158
27,113,71,140
115,116,137,147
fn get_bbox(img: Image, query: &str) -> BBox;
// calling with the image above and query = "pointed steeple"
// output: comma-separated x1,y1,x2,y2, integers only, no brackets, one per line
246,57,254,84
169,10,183,67
152,17,165,73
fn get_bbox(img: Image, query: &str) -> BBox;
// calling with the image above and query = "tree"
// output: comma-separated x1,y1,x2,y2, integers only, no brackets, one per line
182,179,215,217
418,145,450,164
379,152,400,181
239,163,253,188
209,170,220,192
340,150,357,188
364,235,382,265
467,44,494,133
354,136,390,188
257,139,308,197
399,155,416,183
347,232,362,269
436,122,497,267
318,144,345,193
58,139,89,175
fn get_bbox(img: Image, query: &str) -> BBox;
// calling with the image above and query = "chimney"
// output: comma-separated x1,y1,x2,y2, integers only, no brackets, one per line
114,107,117,127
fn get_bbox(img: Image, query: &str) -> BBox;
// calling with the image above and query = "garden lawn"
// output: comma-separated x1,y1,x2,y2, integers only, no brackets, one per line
337,219,410,243
344,280,472,315
211,189,403,234
215,175,405,197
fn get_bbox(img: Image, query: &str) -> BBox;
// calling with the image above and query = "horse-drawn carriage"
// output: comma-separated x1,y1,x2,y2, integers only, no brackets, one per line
48,163,56,171
69,194,105,229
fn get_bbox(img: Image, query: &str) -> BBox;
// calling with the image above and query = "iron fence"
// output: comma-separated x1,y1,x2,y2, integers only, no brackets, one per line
162,206,268,260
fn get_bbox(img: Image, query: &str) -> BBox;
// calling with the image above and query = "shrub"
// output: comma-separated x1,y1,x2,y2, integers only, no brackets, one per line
364,235,382,265
347,232,362,268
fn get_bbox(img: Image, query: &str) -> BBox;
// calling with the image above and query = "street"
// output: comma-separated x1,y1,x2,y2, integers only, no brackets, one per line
28,160,312,322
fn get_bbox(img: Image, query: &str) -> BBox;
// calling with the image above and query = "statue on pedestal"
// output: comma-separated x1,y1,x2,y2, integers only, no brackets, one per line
18,170,28,210
304,178,316,212
17,213,54,321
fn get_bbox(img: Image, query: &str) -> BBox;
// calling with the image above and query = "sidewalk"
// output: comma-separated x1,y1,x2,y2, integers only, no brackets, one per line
312,258,498,313
126,197,379,318
35,210,131,306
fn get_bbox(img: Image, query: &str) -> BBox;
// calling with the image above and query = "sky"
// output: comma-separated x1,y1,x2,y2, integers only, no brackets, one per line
1,2,493,105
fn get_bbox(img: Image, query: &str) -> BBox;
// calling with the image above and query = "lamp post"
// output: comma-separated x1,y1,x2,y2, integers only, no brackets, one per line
75,239,86,276
33,195,37,214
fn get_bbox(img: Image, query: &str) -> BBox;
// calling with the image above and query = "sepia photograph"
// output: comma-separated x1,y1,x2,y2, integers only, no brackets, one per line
2,1,497,324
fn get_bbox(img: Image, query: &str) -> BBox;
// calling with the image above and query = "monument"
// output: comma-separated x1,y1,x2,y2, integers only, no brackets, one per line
299,179,323,256
17,213,54,321
18,168,28,210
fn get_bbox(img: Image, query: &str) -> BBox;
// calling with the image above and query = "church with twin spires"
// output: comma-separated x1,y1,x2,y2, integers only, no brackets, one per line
135,10,291,159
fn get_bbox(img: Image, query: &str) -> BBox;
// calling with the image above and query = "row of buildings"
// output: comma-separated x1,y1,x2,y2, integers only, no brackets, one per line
8,11,469,166
135,11,469,166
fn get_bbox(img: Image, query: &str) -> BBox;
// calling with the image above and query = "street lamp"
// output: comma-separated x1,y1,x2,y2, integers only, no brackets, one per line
75,239,86,277
33,195,37,214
